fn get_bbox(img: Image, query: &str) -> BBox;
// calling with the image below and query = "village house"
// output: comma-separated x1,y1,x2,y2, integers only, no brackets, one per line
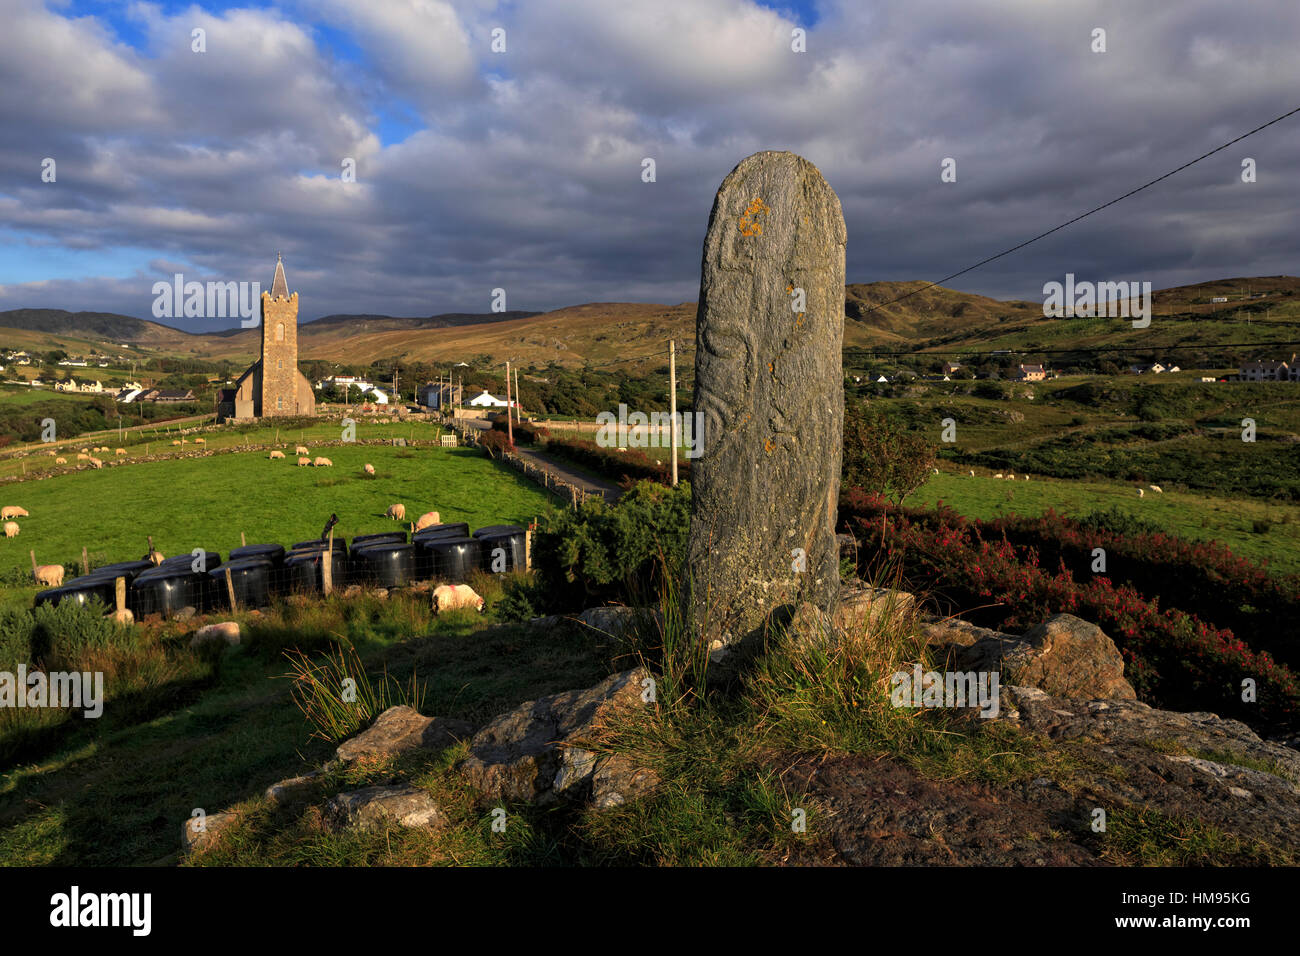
418,382,463,409
1239,354,1297,382
942,361,963,376
1011,363,1047,382
468,389,515,408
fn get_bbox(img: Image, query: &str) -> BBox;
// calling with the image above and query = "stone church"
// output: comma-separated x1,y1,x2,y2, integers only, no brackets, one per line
217,254,316,421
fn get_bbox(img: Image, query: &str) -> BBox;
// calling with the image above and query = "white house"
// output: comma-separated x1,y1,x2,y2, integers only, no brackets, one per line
468,389,514,408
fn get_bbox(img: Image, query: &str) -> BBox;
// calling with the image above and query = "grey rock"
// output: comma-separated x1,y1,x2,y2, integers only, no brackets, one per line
335,706,474,764
458,668,652,804
181,810,239,853
688,151,846,653
326,785,447,832
944,613,1136,700
265,771,322,805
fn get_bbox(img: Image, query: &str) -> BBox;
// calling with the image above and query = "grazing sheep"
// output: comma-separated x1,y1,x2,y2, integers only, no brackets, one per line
194,438,205,445
269,450,285,459
313,456,333,467
171,440,181,446
969,470,975,477
115,448,126,456
88,457,103,469
76,453,89,461
386,503,407,521
363,463,375,475
295,445,309,456
433,583,485,613
3,522,18,538
44,450,55,457
55,457,66,465
1,506,29,519
113,608,134,625
297,456,312,467
931,468,940,475
80,448,88,454
1137,488,1145,498
33,564,63,587
144,549,164,565
994,473,1004,480
191,621,241,648
1023,475,1030,481
1149,484,1163,493
412,511,441,532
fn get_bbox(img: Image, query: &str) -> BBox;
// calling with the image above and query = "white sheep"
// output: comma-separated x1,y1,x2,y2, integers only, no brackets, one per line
994,473,1004,480
33,564,64,587
115,448,126,456
1149,484,1163,493
194,438,205,445
171,440,181,446
363,463,375,475
969,470,975,477
55,457,66,465
295,445,309,456
313,456,333,467
931,468,940,475
190,621,241,649
88,457,103,469
412,511,441,533
113,607,134,625
386,503,406,521
269,450,285,459
3,521,19,538
80,448,88,454
1,506,29,519
433,583,485,613
1137,488,1145,498
76,453,89,461
297,456,312,467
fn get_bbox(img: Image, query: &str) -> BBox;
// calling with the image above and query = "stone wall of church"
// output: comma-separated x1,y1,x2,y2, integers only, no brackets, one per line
261,292,300,416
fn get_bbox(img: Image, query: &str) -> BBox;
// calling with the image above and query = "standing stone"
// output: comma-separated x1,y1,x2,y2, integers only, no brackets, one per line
688,151,846,654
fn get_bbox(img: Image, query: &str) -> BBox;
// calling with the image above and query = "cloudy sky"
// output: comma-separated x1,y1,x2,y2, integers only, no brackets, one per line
1,0,1297,330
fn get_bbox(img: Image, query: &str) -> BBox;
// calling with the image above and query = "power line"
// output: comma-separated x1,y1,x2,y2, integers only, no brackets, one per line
847,339,1300,358
857,104,1300,318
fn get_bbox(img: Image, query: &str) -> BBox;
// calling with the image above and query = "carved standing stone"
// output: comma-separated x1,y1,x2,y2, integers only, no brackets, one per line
688,150,846,654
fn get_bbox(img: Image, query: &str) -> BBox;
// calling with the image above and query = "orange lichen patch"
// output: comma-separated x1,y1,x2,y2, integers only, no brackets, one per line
738,197,770,237
786,284,793,293
764,438,774,454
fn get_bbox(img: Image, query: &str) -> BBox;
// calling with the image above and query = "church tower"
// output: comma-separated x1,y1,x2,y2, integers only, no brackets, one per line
260,253,301,416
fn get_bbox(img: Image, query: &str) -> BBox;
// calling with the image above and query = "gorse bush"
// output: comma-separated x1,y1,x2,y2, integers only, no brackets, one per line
529,481,690,613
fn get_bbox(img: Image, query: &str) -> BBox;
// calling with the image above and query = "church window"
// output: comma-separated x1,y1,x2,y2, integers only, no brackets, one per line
278,358,283,371
275,323,284,342
277,396,283,410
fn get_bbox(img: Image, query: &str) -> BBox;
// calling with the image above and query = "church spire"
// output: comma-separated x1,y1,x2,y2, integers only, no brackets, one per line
271,252,289,299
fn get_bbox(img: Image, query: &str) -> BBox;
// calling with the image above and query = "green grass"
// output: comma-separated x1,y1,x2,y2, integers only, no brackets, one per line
903,471,1300,575
0,432,555,607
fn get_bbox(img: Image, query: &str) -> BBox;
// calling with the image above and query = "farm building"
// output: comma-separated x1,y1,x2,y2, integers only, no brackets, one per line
419,382,464,409
217,254,317,422
1010,364,1047,382
468,389,514,408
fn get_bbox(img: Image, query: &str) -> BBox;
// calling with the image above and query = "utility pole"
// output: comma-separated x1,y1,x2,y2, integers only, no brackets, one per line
514,366,521,422
669,339,679,486
505,361,514,446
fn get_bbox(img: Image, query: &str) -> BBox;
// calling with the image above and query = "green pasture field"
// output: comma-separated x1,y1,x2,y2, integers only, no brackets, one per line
906,470,1300,576
0,438,556,607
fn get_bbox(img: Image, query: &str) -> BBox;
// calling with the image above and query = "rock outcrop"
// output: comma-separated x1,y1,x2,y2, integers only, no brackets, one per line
326,785,448,832
334,706,474,764
458,668,658,806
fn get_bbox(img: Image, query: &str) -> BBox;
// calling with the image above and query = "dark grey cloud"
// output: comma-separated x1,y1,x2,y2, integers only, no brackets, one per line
1,0,1297,330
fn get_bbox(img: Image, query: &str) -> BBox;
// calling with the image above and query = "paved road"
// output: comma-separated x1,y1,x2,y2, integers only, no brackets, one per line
456,417,622,503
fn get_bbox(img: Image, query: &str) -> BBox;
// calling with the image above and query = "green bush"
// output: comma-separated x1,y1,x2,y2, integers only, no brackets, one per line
530,480,690,612
0,608,34,665
29,599,132,667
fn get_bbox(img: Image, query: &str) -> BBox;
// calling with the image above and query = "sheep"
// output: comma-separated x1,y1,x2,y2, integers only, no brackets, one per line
386,503,407,521
115,448,126,456
80,448,88,454
76,453,88,461
1023,475,1030,481
363,463,375,475
313,456,333,467
412,511,441,533
269,450,285,459
113,608,134,625
969,470,975,477
190,621,241,649
33,564,63,587
931,468,940,475
144,549,164,565
171,440,181,446
1137,488,1145,498
994,473,1004,480
88,457,103,469
44,450,55,457
297,456,312,467
194,437,205,445
1149,484,1163,493
55,457,66,465
1,506,29,520
295,445,309,456
433,583,485,613
3,522,18,538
